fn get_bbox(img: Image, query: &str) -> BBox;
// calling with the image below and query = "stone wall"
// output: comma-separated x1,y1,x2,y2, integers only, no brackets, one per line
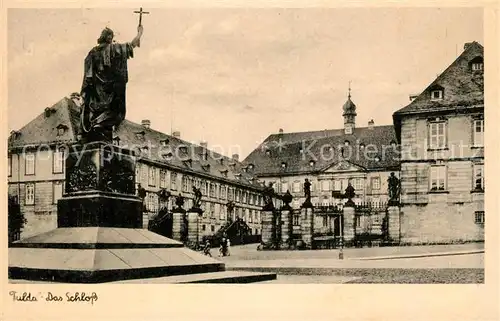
400,203,484,244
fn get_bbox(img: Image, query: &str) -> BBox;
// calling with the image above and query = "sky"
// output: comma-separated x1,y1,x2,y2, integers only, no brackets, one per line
7,8,483,158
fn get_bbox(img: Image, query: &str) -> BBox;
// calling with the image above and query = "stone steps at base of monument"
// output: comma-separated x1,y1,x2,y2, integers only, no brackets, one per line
9,227,274,283
8,271,277,284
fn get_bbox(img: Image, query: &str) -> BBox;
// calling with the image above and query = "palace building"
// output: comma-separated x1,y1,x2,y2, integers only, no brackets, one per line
242,90,400,236
393,41,484,243
8,96,264,239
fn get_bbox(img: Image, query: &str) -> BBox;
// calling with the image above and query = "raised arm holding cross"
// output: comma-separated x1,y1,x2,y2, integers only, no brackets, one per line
133,7,149,47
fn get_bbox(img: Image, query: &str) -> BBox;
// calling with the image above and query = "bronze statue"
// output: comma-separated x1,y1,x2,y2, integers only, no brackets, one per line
137,183,147,199
388,172,400,204
175,193,185,209
281,190,293,209
192,186,202,209
262,182,275,211
304,178,311,201
344,182,356,206
80,24,144,143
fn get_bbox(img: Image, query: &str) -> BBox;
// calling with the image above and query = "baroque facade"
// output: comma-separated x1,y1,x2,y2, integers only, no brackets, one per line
393,41,484,243
8,96,264,239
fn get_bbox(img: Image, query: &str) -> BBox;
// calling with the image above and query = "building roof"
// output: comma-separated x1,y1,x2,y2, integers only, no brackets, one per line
393,41,484,120
8,97,80,148
393,41,484,141
243,125,399,177
8,97,262,190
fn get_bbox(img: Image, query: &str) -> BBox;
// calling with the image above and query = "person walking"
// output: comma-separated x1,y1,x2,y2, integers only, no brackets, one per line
203,239,212,257
226,238,231,256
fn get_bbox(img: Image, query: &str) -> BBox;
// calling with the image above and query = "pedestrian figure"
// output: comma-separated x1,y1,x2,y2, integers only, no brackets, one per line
203,239,211,257
226,238,231,256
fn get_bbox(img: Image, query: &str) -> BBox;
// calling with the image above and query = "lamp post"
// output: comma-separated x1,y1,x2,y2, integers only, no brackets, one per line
339,213,344,260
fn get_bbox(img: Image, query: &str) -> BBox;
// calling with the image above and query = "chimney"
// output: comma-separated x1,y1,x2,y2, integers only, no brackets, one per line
368,119,375,128
141,119,151,129
278,128,284,134
232,153,239,161
409,94,418,101
464,42,473,51
200,141,208,149
172,131,181,138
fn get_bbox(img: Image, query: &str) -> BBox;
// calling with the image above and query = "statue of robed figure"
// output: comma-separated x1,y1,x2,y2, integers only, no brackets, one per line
80,24,144,142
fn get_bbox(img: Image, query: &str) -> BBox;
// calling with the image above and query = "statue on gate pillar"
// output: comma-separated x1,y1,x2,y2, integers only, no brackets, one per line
344,182,356,207
281,190,293,210
387,172,400,206
262,182,275,211
302,178,313,208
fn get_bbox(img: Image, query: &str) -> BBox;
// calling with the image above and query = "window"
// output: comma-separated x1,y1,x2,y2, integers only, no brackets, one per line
472,62,484,71
236,189,241,202
473,164,484,191
292,181,301,193
429,122,447,149
53,181,64,204
473,119,484,147
210,184,216,198
25,153,35,175
171,172,177,190
182,176,189,192
148,167,156,187
211,225,215,232
371,177,380,190
281,182,289,193
202,224,206,231
220,185,227,200
293,213,300,226
474,211,485,224
470,57,484,71
430,166,446,191
321,180,330,191
53,148,65,174
25,183,35,205
322,216,328,227
8,155,12,177
334,180,341,191
430,89,444,100
135,164,141,183
210,203,215,217
219,205,226,220
247,208,251,222
228,188,234,201
141,165,147,183
159,170,167,188
354,178,364,190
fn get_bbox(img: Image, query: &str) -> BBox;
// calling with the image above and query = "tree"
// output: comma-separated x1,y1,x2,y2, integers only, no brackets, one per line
8,195,26,244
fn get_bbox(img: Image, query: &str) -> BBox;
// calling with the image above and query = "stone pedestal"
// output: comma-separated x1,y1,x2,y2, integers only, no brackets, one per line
387,206,401,243
300,207,314,248
172,209,186,242
187,211,201,245
342,206,356,246
57,142,142,228
261,210,274,247
280,209,292,248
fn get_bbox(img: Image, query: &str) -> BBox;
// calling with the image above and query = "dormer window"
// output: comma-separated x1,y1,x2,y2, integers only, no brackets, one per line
359,143,365,149
248,164,254,170
265,150,271,156
183,159,193,167
160,139,169,146
161,151,174,161
344,140,350,146
281,162,287,169
430,85,444,101
220,169,228,178
135,131,145,140
113,136,121,146
202,164,210,172
374,156,380,162
309,160,315,167
470,56,484,71
219,158,224,165
178,145,188,154
56,124,68,136
235,173,242,179
140,146,149,154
